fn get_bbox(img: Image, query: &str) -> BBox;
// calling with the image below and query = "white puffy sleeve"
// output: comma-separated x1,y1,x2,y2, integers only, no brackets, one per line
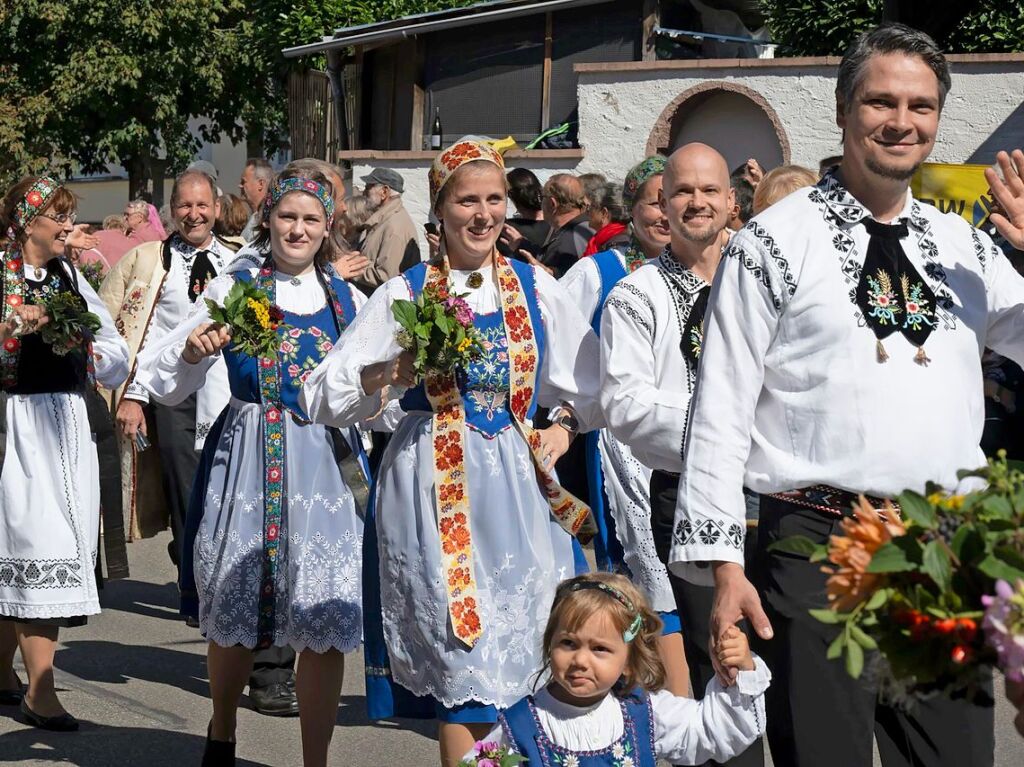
134,274,232,406
300,277,408,429
653,656,770,764
599,274,689,473
559,255,603,325
75,265,130,388
534,267,605,431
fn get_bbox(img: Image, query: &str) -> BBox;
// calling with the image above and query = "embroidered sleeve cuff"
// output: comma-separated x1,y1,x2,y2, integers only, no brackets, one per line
123,382,150,403
667,518,745,586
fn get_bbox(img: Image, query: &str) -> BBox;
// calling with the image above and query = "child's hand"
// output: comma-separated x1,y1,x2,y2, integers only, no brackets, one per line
715,625,754,685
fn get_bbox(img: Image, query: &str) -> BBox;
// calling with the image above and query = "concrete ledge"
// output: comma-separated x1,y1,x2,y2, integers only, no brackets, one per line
575,52,1024,74
338,148,585,161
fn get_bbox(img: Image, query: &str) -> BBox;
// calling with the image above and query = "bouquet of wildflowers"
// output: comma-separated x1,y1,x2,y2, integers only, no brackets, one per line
392,282,484,378
775,454,1024,702
205,281,287,359
38,291,102,356
457,740,526,767
78,261,106,293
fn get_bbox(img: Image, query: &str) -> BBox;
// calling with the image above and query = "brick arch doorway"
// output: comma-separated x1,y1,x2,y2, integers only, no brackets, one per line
646,82,791,173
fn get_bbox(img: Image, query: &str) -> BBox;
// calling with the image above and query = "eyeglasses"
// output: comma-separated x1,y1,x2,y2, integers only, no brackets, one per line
39,212,77,225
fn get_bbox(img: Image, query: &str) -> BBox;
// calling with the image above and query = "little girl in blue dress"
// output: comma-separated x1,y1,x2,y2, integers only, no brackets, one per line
464,572,770,766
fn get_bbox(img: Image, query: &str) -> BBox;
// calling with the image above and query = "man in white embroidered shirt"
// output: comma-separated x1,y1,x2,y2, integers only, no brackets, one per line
669,23,1024,767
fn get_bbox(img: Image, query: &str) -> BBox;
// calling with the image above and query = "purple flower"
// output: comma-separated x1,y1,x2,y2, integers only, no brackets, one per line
981,579,1024,683
473,741,500,755
446,296,475,328
476,760,498,767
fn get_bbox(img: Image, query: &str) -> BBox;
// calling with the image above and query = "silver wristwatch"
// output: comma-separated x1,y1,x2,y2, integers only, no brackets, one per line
549,405,580,435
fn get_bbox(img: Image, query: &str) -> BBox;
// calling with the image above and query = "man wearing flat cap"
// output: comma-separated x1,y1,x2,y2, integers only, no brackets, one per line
356,167,421,293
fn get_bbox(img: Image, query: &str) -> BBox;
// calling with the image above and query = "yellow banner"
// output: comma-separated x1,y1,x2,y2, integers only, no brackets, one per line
911,162,996,228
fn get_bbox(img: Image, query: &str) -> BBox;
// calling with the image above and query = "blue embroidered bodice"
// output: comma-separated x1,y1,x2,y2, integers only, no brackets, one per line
499,691,657,767
398,261,547,438
223,273,355,422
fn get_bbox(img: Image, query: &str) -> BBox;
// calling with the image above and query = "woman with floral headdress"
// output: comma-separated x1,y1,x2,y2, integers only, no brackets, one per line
136,168,370,766
0,176,129,731
559,156,691,697
301,141,604,765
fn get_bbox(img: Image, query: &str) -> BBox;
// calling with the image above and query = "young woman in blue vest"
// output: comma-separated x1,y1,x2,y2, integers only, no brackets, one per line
137,170,368,767
559,157,691,697
301,141,605,766
466,572,769,766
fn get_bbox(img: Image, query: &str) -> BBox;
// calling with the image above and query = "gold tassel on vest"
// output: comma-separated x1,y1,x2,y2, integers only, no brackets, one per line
914,346,931,366
876,339,889,363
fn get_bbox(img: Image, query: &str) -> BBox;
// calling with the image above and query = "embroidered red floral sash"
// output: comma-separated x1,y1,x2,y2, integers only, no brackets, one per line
423,255,591,648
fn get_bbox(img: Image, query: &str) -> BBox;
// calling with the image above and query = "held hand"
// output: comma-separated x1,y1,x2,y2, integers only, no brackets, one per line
333,251,370,281
182,322,232,364
0,304,49,342
65,224,99,251
361,351,417,395
116,398,147,439
986,149,1024,251
536,424,572,470
710,562,773,684
713,625,755,686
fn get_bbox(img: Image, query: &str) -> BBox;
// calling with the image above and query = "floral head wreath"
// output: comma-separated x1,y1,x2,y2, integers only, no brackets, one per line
622,155,667,210
429,140,505,209
262,176,335,225
562,580,645,643
6,176,63,241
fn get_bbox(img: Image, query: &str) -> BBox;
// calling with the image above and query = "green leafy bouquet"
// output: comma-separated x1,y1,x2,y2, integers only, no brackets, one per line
205,281,288,359
78,261,106,293
392,282,483,378
775,455,1024,702
38,291,102,356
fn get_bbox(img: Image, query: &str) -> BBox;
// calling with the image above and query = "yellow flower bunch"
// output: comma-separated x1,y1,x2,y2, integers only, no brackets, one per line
247,297,271,330
457,336,473,354
927,492,965,511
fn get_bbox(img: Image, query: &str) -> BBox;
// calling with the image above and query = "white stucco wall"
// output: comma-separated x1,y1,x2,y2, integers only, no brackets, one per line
575,58,1024,184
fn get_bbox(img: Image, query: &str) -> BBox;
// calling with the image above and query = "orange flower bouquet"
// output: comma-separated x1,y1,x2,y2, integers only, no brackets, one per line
774,454,1024,702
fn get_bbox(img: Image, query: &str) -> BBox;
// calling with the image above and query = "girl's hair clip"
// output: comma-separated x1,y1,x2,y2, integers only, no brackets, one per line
623,613,643,643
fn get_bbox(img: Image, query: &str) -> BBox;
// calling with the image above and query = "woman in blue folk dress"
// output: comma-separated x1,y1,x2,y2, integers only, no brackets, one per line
301,142,604,766
137,171,368,767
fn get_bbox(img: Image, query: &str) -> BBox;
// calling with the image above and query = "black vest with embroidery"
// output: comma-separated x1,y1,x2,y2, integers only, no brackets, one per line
7,263,88,395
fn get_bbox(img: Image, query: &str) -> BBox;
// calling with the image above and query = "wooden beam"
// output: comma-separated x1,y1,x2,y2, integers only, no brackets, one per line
641,0,658,62
541,11,553,130
410,37,426,151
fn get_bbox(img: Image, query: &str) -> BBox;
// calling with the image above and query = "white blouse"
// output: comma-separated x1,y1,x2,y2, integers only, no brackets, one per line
468,658,770,765
599,252,709,473
669,174,1024,584
136,268,366,405
299,263,605,432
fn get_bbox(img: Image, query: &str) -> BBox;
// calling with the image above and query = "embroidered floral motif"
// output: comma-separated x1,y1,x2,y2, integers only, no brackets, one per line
688,318,704,361
900,274,935,332
865,269,901,326
673,518,744,550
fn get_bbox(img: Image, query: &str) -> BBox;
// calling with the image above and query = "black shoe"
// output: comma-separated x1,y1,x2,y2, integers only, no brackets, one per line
248,681,299,717
201,723,236,767
0,686,24,705
19,699,79,731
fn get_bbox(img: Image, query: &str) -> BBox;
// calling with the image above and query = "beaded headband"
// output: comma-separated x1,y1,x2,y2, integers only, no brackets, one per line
262,177,335,224
429,140,505,208
563,581,645,643
6,176,63,241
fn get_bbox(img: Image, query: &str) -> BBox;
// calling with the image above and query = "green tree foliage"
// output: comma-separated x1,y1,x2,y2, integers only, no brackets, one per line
760,0,1024,57
0,0,479,194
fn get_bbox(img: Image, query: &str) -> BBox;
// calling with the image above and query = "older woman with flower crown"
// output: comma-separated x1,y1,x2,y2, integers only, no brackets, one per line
136,169,369,767
301,142,604,765
0,176,129,731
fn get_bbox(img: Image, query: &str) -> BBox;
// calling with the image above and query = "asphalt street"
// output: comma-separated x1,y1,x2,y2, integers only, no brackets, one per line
0,531,1021,766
